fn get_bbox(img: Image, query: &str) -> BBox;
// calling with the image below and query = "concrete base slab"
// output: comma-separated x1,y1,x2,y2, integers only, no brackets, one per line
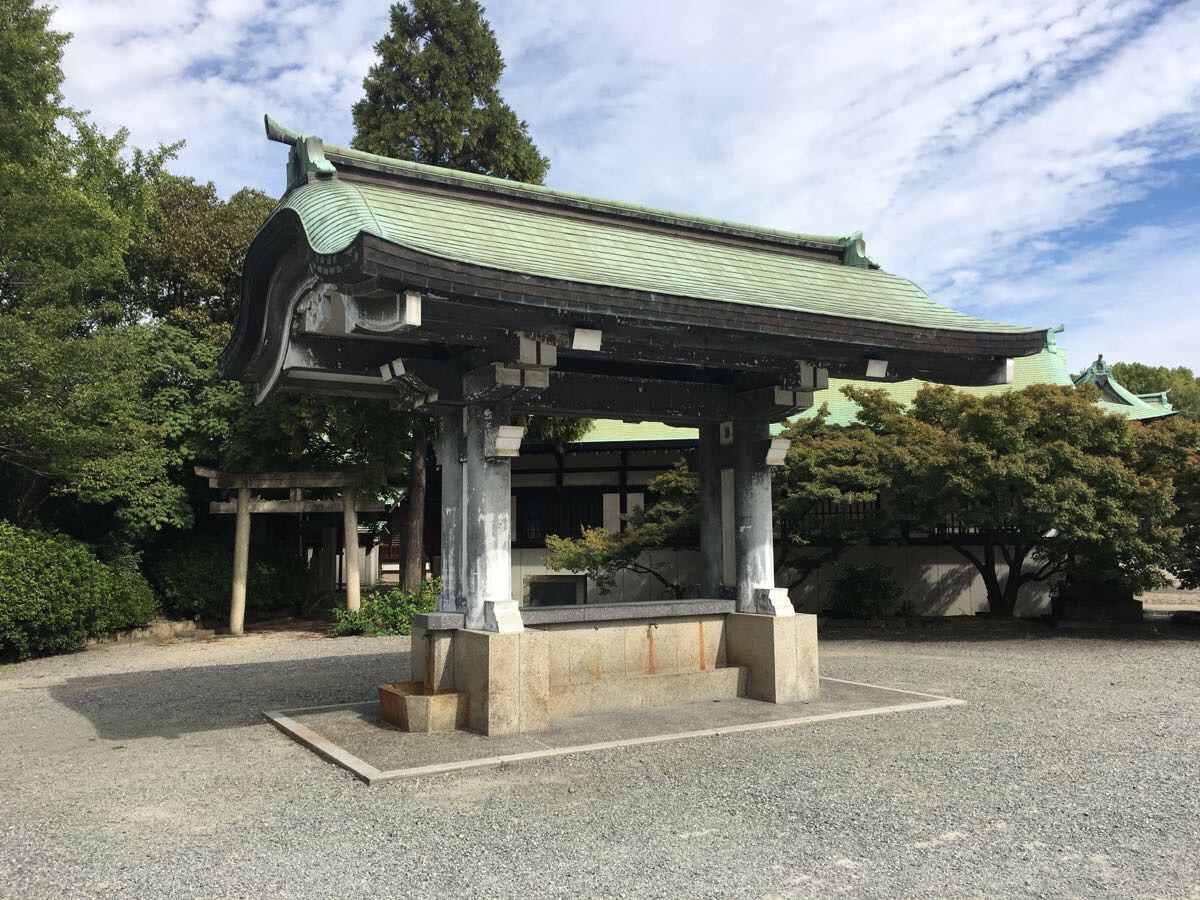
265,677,964,786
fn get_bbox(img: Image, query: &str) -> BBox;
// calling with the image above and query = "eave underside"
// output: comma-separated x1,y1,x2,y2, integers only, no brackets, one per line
222,225,1047,425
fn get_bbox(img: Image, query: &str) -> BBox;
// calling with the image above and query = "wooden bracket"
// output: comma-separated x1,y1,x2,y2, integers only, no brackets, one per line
513,332,558,368
732,386,814,421
763,438,791,466
463,362,549,404
380,357,439,409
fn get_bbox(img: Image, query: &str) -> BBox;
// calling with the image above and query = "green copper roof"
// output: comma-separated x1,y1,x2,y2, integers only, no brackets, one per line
265,114,851,253
574,343,1171,445
576,420,699,445
794,345,1076,427
1073,355,1176,421
274,178,1037,333
264,127,1040,336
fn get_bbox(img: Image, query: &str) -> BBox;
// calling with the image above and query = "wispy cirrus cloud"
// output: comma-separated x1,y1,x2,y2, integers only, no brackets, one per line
51,0,1200,369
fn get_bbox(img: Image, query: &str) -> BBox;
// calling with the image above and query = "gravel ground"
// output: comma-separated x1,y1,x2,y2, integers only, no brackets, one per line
1,625,1197,899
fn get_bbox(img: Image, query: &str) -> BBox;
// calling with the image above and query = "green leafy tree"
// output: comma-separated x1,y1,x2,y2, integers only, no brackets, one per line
0,311,190,535
0,0,190,538
1128,415,1200,588
123,175,276,333
854,383,1177,616
352,0,560,591
546,462,698,598
1110,361,1200,421
775,407,897,587
522,416,595,454
0,0,172,315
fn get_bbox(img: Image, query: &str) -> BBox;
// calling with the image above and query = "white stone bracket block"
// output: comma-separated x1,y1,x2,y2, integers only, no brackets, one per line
483,600,525,633
753,587,796,617
485,424,526,460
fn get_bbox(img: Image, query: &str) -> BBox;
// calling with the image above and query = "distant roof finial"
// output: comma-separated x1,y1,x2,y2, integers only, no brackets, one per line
842,231,878,269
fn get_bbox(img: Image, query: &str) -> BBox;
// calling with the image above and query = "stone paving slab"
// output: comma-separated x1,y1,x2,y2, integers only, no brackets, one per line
266,676,963,784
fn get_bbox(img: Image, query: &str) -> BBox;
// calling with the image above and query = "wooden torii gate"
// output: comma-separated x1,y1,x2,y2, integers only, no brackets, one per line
195,467,387,635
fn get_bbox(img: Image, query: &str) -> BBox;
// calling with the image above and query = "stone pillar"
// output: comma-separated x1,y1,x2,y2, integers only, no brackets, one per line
733,420,792,616
697,423,724,597
318,524,337,594
343,488,361,612
438,409,465,613
464,402,524,632
229,485,250,636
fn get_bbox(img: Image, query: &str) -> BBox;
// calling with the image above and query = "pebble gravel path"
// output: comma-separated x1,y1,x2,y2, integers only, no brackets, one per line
1,625,1197,899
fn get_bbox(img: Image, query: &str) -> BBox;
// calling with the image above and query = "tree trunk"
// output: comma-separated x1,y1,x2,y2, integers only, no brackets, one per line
952,538,1030,618
400,416,428,593
997,545,1029,618
979,540,1005,615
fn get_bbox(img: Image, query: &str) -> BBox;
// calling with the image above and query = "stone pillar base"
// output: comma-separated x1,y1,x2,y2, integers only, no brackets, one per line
452,628,549,735
725,612,819,703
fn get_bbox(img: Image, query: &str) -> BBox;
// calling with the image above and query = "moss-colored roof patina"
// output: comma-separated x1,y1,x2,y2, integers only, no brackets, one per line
258,118,1041,343
1073,354,1176,422
274,176,1038,336
574,340,1172,445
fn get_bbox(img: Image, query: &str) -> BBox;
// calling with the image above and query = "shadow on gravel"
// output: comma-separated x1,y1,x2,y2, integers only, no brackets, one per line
49,648,409,740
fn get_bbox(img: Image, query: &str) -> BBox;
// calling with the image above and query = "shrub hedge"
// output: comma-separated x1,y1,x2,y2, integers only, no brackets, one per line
0,522,159,661
148,533,308,622
825,562,903,618
330,579,439,637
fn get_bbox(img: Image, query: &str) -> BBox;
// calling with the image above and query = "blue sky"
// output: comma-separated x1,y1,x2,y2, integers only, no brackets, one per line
51,0,1200,370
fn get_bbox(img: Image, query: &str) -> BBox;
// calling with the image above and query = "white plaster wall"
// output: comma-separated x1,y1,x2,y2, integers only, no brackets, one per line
785,544,1051,617
341,545,381,588
513,547,704,606
510,543,1051,616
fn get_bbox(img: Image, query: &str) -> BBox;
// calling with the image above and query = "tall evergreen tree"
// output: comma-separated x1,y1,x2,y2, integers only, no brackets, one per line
352,0,549,183
352,0,551,592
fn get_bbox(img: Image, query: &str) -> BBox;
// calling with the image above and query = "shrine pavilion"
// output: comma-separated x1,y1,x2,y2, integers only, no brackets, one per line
221,117,1047,735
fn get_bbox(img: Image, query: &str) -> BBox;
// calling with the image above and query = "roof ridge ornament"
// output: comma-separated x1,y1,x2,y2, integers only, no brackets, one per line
841,231,880,269
1045,323,1065,352
264,114,336,190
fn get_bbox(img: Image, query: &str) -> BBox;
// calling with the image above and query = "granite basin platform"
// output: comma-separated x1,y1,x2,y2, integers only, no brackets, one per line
266,676,964,785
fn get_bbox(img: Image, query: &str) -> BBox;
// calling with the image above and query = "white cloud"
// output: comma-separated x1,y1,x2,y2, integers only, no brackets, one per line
979,222,1200,372
49,0,1200,369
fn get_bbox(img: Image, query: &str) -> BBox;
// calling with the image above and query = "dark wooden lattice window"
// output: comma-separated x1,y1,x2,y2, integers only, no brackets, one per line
785,496,882,535
514,489,603,546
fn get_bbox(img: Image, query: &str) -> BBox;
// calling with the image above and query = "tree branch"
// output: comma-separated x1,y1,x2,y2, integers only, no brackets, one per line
1029,559,1064,582
950,542,985,572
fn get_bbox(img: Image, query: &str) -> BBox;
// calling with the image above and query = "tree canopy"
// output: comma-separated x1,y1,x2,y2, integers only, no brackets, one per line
546,461,698,599
835,383,1178,615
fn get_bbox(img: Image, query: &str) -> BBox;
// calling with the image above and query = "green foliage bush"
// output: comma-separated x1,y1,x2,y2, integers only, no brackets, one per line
0,522,159,661
94,550,160,635
148,533,308,622
825,563,903,619
330,580,439,637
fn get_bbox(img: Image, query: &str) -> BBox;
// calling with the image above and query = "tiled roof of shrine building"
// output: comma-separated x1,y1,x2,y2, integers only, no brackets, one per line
259,117,1043,347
